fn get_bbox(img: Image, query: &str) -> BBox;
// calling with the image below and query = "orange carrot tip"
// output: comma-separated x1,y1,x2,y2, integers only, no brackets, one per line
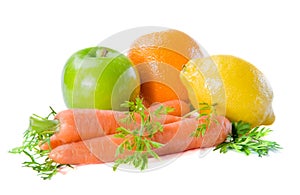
9,107,72,180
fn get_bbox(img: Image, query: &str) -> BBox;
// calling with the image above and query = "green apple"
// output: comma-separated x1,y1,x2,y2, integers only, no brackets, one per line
62,46,140,110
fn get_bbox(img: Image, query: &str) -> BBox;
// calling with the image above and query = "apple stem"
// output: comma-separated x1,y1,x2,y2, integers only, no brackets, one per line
100,48,108,57
95,48,108,58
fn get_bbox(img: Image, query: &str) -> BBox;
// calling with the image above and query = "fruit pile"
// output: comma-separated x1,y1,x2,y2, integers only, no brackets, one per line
63,29,275,127
11,28,280,180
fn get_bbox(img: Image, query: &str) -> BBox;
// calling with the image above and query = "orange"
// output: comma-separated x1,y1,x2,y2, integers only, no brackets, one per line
128,29,203,105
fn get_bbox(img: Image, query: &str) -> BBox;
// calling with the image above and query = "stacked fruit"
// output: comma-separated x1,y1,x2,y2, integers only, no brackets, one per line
62,29,275,127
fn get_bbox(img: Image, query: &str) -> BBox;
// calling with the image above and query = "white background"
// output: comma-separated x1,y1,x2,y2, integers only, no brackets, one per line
1,0,299,194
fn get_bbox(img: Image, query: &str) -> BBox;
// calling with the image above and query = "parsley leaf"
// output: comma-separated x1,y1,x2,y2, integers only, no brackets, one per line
113,98,171,171
214,121,282,156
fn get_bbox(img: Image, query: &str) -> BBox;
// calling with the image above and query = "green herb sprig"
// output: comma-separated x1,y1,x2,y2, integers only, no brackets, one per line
185,102,217,137
214,121,281,156
9,107,72,180
113,98,173,171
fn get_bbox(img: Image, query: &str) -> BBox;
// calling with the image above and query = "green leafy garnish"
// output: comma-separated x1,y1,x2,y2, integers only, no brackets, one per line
186,102,217,137
9,107,72,180
214,121,281,156
113,98,172,171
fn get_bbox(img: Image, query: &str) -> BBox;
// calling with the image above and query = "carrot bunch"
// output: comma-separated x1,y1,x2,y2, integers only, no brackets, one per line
10,98,232,179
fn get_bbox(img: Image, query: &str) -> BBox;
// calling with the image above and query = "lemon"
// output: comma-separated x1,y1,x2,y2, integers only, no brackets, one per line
180,55,275,127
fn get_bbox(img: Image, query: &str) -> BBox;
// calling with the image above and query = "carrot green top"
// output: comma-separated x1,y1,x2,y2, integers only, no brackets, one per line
9,107,72,180
113,97,174,171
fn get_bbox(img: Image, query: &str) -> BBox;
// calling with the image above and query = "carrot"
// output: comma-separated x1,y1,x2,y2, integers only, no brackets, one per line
40,109,122,150
40,100,188,150
49,116,231,165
